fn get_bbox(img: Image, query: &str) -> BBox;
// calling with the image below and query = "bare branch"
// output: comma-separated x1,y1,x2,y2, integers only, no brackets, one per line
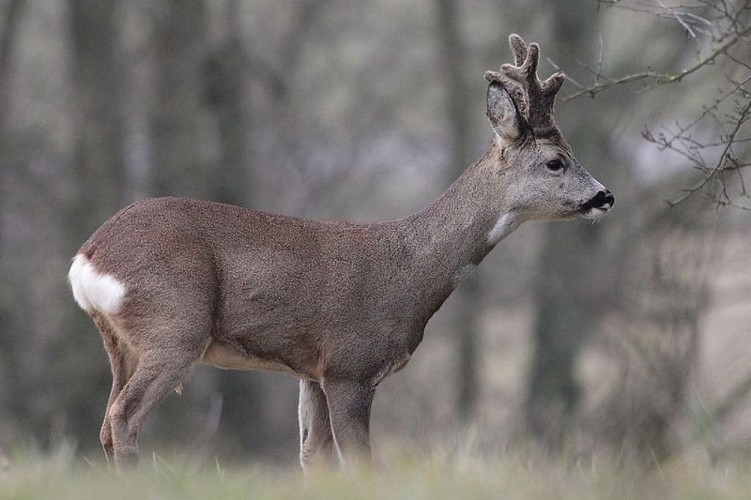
573,1,751,209
564,24,751,101
655,0,697,38
666,97,751,206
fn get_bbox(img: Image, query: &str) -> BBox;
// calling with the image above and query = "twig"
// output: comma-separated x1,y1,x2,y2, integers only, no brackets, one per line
667,97,751,206
565,24,751,100
655,0,697,38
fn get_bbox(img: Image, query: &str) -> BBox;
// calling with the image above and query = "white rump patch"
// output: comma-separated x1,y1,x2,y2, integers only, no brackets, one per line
68,254,126,314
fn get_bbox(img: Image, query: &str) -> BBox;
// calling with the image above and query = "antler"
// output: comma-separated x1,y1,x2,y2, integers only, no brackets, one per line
485,34,565,134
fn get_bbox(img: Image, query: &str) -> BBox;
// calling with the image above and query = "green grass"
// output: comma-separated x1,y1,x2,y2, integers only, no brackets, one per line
2,445,751,500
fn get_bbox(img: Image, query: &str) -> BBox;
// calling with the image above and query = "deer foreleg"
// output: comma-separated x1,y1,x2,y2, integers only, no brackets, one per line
321,379,375,467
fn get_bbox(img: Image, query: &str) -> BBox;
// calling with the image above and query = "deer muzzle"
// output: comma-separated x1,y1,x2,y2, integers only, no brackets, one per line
580,189,615,219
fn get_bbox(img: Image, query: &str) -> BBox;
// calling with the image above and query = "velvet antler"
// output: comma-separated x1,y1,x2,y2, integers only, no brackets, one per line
485,34,565,135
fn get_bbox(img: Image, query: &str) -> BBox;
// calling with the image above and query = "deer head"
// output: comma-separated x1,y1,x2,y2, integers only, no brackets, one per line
484,34,613,221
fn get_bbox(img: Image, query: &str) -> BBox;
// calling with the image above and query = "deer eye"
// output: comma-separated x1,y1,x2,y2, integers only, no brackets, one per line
546,159,565,172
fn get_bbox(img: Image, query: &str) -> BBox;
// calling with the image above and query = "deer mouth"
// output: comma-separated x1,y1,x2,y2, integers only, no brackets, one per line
580,190,614,219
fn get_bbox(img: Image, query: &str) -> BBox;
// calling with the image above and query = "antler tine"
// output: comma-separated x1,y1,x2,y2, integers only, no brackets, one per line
508,33,527,66
497,34,565,133
484,34,529,121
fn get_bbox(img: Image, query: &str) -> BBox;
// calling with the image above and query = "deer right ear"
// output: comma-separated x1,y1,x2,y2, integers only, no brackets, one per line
484,75,522,143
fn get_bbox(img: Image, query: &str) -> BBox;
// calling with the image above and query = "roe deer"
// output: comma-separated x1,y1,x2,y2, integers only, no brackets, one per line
68,34,613,470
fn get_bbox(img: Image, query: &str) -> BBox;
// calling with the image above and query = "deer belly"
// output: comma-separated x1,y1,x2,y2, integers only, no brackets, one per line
201,340,300,377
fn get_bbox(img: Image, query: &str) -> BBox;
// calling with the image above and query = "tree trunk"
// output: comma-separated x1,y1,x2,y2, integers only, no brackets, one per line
0,0,24,138
526,223,609,444
69,0,126,228
150,0,210,198
50,0,128,450
434,0,481,423
203,0,252,205
0,0,26,445
524,2,614,446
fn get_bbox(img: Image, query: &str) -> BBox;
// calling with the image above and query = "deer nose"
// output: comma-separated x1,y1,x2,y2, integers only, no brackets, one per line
582,190,615,211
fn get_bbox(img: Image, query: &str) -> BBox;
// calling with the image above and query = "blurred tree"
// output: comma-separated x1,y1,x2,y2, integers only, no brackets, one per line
69,0,126,229
150,0,211,198
587,197,711,462
0,0,27,447
569,0,750,462
203,0,253,205
0,0,26,273
64,0,128,449
524,0,617,447
0,0,24,139
434,0,482,423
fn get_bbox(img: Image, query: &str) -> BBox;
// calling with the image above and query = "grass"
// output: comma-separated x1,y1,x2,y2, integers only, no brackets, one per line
2,444,751,500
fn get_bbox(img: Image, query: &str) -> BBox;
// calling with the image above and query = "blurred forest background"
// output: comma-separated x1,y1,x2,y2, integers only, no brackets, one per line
0,0,749,467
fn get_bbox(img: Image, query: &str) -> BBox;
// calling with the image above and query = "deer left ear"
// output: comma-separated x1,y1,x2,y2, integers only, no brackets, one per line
484,73,522,143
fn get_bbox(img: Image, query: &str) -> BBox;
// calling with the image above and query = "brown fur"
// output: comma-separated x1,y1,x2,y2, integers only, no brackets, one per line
69,35,613,470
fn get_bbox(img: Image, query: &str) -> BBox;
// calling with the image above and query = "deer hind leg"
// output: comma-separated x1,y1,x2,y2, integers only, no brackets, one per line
108,340,206,468
321,379,375,467
298,379,335,472
94,313,137,462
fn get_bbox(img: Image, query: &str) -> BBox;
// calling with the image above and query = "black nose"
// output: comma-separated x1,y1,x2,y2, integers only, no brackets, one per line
582,190,614,211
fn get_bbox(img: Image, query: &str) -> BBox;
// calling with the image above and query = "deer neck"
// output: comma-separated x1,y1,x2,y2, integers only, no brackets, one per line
400,145,522,315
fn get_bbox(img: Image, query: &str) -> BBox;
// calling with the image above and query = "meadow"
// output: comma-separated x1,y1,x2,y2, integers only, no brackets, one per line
2,444,751,500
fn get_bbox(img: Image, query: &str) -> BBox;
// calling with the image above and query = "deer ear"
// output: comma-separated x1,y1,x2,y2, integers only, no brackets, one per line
485,80,522,143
